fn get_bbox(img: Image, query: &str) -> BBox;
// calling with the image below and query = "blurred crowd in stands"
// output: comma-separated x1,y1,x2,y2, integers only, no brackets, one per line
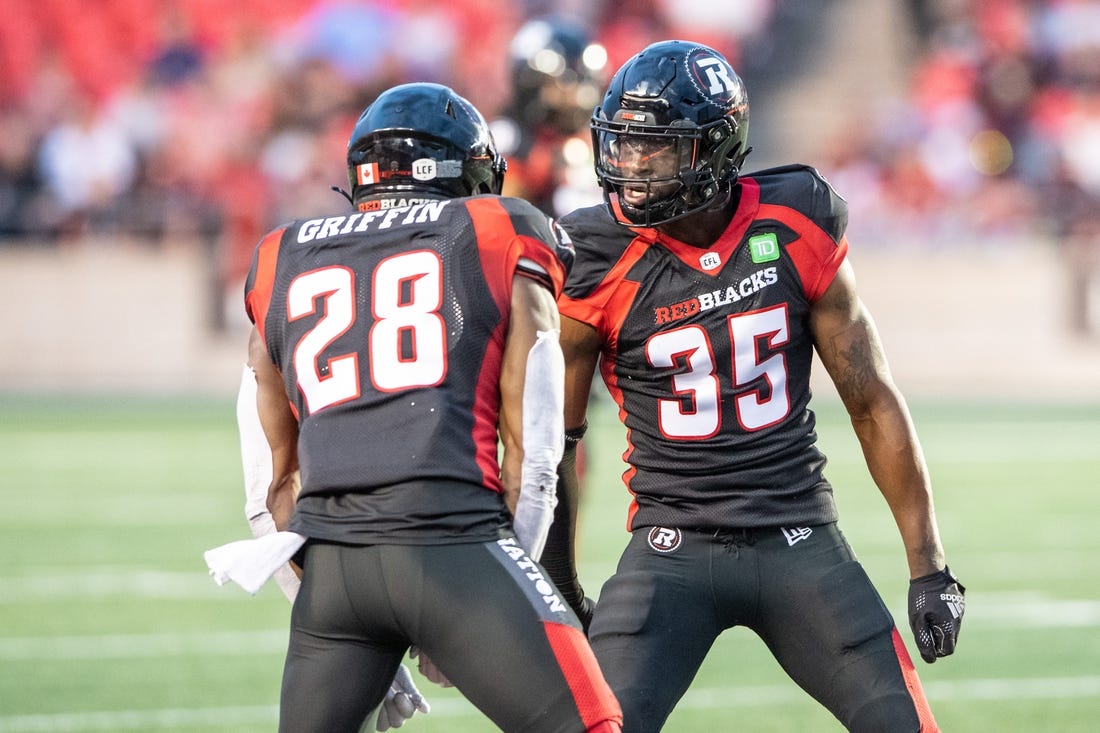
0,0,777,281
829,0,1100,252
1,0,1098,294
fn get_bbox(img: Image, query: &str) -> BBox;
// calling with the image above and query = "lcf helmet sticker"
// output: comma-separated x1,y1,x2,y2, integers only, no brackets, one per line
647,527,683,553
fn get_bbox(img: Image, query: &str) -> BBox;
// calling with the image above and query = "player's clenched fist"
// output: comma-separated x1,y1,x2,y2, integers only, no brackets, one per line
908,566,966,663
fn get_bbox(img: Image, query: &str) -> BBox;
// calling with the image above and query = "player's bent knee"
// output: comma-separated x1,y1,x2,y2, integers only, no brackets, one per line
611,692,673,733
847,694,923,733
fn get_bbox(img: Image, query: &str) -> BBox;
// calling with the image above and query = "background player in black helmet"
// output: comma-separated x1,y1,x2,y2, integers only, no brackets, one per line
541,40,967,732
206,82,622,733
491,16,608,218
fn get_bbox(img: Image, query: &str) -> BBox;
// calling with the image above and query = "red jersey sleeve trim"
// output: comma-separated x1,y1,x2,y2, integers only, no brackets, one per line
465,197,514,312
563,237,648,347
558,293,604,330
244,228,284,341
462,197,517,493
757,203,848,302
517,237,567,296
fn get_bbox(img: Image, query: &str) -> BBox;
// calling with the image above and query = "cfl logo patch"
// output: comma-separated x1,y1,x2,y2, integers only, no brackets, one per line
940,592,965,619
699,251,721,270
647,527,682,553
412,158,437,181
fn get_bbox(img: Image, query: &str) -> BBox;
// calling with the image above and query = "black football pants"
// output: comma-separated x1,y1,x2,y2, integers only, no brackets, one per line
279,538,621,733
587,522,937,732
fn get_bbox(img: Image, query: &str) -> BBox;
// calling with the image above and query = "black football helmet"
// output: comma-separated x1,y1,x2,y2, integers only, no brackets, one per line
507,16,607,136
346,83,506,206
591,40,751,227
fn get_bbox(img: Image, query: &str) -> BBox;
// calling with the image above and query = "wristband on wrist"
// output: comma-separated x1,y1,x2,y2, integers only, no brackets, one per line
564,421,588,444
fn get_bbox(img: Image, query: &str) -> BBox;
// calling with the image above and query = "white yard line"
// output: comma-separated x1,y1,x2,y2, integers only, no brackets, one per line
0,678,1097,731
6,579,1099,626
0,706,279,732
4,590,1099,662
0,631,287,660
0,571,233,602
924,676,1100,701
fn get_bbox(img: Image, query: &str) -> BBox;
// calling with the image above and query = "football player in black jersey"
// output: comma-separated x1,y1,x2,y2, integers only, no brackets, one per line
490,15,608,218
228,82,622,733
540,41,966,732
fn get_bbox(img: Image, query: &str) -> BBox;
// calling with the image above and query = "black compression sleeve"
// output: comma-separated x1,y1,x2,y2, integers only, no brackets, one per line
541,438,595,631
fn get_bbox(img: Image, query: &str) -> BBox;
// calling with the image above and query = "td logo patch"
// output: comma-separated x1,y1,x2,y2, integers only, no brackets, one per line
749,233,781,263
647,527,683,553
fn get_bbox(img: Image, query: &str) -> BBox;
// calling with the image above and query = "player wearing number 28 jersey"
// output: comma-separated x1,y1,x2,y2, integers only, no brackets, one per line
245,194,568,544
240,83,621,733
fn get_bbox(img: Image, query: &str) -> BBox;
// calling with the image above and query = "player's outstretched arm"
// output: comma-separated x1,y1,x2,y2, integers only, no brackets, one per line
499,274,562,560
539,314,601,630
810,260,965,661
236,363,302,601
246,326,300,531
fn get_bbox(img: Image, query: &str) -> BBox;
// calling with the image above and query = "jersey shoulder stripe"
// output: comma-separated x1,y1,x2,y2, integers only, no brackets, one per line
742,165,849,301
745,164,848,244
244,225,287,341
558,204,637,301
465,195,569,297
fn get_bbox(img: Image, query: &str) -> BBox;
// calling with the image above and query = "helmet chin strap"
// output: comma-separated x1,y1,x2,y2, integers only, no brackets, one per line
702,185,732,213
330,185,354,206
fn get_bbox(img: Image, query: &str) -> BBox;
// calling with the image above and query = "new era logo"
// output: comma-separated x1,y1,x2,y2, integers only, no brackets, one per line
781,527,812,546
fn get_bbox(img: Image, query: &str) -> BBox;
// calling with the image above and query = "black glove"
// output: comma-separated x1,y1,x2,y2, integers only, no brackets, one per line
572,594,596,634
908,566,966,663
542,434,596,633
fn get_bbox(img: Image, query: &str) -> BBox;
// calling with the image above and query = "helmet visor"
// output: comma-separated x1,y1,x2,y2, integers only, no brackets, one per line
599,133,683,180
595,127,699,212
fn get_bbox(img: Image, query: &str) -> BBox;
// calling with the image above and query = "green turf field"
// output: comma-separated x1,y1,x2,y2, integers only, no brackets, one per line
2,393,1098,732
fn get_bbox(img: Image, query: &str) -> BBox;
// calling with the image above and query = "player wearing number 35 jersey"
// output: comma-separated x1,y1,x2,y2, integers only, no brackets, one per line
241,82,621,733
540,41,966,732
560,163,846,530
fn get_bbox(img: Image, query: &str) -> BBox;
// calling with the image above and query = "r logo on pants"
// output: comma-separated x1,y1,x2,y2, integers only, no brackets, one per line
647,527,682,553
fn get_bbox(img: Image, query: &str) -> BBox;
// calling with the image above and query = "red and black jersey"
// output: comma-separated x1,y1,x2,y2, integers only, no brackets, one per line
559,165,848,531
244,194,570,545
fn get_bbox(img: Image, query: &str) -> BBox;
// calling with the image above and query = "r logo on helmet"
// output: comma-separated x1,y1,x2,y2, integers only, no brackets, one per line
686,49,740,105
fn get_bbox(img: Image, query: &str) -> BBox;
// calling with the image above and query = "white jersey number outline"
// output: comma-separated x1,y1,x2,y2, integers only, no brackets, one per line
645,304,791,438
287,251,446,414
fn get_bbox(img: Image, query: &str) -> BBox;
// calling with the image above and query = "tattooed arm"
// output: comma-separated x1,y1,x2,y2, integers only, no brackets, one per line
810,259,946,578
